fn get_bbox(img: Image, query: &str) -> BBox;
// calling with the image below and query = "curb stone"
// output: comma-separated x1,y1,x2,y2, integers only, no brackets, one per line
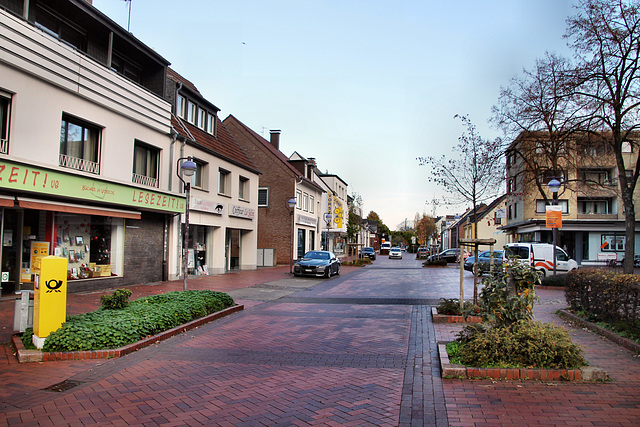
12,304,244,363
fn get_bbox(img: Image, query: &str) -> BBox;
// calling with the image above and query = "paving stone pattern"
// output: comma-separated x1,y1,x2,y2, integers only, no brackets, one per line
0,258,640,425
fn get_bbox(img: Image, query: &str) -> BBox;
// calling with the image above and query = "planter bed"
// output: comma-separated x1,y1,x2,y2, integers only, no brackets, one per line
558,309,640,354
438,343,608,381
431,306,482,323
12,305,243,363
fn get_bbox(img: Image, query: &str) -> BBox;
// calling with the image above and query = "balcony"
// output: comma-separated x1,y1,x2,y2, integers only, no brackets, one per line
577,213,618,220
59,154,100,174
132,173,158,188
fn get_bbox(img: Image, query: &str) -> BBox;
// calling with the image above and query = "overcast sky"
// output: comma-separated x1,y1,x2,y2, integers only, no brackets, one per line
93,0,575,229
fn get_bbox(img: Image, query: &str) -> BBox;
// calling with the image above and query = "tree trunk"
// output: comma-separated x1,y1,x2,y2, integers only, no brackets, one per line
623,193,636,274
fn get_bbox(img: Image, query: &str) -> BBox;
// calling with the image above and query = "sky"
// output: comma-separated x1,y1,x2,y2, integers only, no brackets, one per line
93,0,575,230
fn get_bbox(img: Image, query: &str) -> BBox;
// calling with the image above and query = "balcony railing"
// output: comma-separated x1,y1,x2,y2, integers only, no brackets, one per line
59,154,100,174
132,173,158,188
0,139,8,154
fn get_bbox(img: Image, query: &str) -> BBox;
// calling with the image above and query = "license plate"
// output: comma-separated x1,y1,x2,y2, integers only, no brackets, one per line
305,269,313,272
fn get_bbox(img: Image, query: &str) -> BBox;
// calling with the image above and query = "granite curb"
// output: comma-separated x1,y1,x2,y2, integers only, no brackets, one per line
431,306,482,323
11,304,244,363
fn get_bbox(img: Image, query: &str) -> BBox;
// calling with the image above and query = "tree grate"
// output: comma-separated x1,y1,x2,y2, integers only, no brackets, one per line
42,380,84,392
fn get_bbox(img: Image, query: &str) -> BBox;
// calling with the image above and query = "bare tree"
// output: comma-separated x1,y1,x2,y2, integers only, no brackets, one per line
418,115,504,303
567,0,640,273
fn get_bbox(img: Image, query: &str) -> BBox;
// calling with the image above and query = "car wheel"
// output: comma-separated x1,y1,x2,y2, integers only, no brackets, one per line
537,269,546,278
325,267,331,278
336,265,340,275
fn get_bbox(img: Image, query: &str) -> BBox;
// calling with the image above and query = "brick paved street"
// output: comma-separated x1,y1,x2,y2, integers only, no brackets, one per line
0,256,639,426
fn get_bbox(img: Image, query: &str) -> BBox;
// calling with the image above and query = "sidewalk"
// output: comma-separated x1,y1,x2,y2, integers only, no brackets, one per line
0,265,310,346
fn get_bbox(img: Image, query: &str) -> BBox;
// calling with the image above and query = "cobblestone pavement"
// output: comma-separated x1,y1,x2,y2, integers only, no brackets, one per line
0,258,639,426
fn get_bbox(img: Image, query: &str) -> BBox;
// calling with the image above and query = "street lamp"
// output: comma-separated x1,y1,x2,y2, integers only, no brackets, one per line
288,197,297,273
177,156,197,290
548,178,562,277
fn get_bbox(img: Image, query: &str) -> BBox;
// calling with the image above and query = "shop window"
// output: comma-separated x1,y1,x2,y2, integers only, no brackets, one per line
239,176,249,201
258,187,269,207
601,234,624,251
0,92,10,154
218,168,230,196
297,229,305,258
60,114,101,174
54,214,123,280
132,141,159,187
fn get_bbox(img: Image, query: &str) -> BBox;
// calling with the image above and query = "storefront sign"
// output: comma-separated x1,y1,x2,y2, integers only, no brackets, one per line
296,214,317,227
191,197,226,215
327,195,344,229
230,205,255,220
0,160,185,213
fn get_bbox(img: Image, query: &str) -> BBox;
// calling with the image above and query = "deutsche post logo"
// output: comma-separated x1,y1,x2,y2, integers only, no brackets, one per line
45,279,63,293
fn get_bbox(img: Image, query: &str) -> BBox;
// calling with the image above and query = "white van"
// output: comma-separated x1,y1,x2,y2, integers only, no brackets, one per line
504,243,578,276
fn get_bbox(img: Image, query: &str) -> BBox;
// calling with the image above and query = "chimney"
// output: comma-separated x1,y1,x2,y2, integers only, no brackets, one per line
270,130,281,150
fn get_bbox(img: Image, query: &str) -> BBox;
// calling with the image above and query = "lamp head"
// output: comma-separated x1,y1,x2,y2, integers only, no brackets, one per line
180,158,197,177
548,178,562,194
287,197,297,209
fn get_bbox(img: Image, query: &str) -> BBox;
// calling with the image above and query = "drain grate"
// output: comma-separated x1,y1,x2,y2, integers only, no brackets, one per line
42,379,84,392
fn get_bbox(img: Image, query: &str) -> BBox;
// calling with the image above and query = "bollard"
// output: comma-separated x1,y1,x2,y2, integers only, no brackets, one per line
13,290,34,332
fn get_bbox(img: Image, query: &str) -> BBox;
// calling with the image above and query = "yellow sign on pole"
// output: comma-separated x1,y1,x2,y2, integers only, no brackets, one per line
33,256,68,347
546,205,563,228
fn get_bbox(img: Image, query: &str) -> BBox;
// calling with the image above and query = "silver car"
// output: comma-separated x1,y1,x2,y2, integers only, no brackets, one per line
293,251,341,277
389,247,403,259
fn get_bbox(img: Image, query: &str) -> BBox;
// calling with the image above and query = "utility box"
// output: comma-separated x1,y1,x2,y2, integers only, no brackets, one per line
13,290,34,332
33,256,68,349
257,248,275,267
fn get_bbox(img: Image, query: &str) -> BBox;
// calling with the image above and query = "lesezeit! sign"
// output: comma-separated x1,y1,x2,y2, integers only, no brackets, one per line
0,160,186,214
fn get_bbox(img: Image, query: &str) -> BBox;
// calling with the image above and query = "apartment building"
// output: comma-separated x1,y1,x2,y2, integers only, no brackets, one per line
503,132,640,263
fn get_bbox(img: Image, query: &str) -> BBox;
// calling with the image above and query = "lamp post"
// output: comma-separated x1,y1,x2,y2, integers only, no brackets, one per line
288,197,297,273
324,212,332,251
177,157,197,290
548,178,562,278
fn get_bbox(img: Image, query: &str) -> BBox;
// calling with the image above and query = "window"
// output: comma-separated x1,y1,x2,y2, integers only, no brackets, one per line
132,141,159,187
192,160,205,189
580,169,611,185
258,187,269,207
578,198,614,215
218,169,230,195
34,4,87,52
110,53,142,84
296,190,302,209
601,234,625,251
303,193,309,211
309,195,315,214
187,101,196,124
0,92,10,154
206,113,216,135
59,114,100,174
508,205,513,220
536,199,569,214
198,109,206,129
177,95,186,118
239,176,249,200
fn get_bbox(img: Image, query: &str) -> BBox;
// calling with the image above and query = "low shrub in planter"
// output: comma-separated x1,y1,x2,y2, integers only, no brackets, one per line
436,298,482,316
100,289,132,310
39,290,234,352
450,320,587,369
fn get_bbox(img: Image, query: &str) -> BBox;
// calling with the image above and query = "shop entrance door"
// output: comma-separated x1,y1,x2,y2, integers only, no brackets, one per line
226,229,241,271
1,209,20,295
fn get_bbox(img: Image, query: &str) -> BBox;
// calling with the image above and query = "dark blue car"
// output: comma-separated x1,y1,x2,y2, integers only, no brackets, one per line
464,250,504,275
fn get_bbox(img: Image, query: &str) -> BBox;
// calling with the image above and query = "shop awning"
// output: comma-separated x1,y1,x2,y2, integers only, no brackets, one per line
0,195,15,207
18,197,142,219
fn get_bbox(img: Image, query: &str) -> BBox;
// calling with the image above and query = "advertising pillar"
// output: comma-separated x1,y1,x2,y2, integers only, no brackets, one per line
33,256,68,349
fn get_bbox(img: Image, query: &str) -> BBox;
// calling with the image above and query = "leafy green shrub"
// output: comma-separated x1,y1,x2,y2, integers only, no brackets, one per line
42,290,234,352
479,260,540,326
423,259,447,267
565,269,640,325
20,327,36,350
452,320,587,369
100,289,132,310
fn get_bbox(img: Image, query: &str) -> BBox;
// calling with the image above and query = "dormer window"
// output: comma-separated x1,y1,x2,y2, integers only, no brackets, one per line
177,95,186,118
206,113,216,135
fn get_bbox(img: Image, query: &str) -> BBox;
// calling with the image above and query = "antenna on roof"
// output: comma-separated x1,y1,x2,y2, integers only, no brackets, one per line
119,0,132,32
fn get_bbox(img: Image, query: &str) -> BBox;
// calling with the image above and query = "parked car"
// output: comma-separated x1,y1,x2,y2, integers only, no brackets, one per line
389,247,403,259
363,247,376,260
621,255,640,267
464,250,504,275
293,251,341,278
427,248,460,263
416,247,429,259
504,243,577,276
